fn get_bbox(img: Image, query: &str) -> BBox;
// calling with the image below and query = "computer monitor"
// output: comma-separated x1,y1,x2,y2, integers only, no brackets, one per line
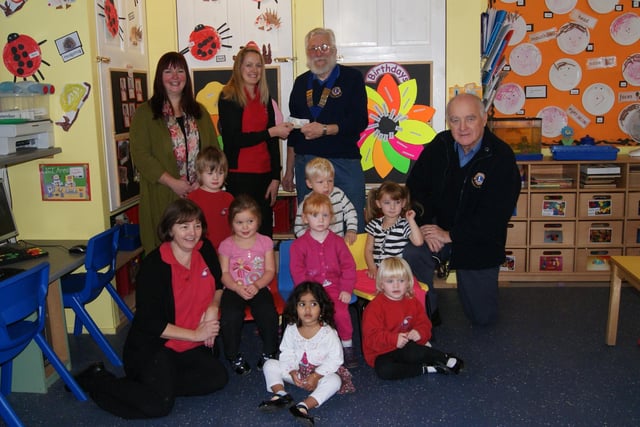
0,178,19,244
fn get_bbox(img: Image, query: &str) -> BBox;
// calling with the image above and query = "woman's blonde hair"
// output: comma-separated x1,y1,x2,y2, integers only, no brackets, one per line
220,45,269,107
376,257,414,297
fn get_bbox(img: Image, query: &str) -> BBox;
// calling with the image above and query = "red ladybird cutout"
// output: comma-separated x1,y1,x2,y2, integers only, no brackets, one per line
2,33,49,82
180,23,233,61
98,0,125,40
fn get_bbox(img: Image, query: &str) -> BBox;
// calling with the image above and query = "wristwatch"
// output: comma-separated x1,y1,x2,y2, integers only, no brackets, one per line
322,124,328,136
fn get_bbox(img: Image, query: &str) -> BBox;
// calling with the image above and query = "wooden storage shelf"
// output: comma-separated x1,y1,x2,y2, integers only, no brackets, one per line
501,155,640,282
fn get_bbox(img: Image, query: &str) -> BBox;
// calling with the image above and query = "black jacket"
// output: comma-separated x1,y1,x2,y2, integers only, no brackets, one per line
406,127,521,270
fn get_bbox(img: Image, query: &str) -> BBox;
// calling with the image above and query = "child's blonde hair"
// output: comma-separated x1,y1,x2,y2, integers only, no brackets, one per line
376,257,415,297
305,157,335,180
366,181,412,222
302,192,334,218
195,146,228,184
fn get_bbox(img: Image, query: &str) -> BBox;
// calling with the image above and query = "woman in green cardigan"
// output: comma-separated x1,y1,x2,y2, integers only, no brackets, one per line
130,52,219,253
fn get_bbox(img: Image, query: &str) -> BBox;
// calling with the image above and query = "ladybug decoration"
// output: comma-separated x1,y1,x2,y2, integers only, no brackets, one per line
180,23,233,61
2,33,49,82
98,0,125,41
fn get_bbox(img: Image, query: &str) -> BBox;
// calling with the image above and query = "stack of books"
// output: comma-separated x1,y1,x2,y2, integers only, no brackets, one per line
530,174,574,189
580,164,621,188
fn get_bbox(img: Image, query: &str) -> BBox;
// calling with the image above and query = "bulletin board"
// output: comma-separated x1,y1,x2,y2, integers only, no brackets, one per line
490,0,640,147
110,70,148,135
39,163,91,201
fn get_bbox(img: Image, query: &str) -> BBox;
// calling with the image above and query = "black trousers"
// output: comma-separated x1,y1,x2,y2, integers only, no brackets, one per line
219,287,280,359
374,341,449,380
226,171,274,238
88,345,228,419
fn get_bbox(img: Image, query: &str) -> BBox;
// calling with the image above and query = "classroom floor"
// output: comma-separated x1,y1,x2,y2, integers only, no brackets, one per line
6,284,640,426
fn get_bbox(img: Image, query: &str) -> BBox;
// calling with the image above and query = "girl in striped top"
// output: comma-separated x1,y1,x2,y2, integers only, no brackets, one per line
364,181,424,279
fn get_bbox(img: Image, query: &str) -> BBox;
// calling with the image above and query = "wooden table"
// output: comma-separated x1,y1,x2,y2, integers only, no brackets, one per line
605,256,640,346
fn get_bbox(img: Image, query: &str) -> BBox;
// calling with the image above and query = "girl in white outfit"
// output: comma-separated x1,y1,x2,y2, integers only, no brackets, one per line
258,281,354,426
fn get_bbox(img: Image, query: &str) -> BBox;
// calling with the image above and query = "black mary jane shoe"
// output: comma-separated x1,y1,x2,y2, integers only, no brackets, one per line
257,393,293,412
289,404,314,427
434,355,465,375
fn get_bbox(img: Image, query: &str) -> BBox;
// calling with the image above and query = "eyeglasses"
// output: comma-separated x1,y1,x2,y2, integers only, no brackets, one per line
307,44,333,54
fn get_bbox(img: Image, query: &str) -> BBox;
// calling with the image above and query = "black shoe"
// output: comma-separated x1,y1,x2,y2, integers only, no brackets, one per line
434,355,464,375
258,393,293,412
230,354,251,375
257,352,277,371
66,361,113,391
290,404,314,426
343,346,358,369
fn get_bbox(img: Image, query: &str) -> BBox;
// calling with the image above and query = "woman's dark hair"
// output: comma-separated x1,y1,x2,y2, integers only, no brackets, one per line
148,51,203,120
283,281,336,328
157,199,208,242
227,194,262,228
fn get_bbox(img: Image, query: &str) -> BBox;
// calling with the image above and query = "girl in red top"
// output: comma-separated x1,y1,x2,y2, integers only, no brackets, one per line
362,257,464,380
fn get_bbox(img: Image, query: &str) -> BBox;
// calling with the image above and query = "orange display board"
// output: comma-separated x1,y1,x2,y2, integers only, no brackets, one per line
490,0,640,147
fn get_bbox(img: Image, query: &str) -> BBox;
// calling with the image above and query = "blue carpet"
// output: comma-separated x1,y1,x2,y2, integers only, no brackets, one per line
5,286,640,426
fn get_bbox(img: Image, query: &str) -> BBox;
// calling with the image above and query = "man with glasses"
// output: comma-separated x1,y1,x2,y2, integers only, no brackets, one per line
405,93,521,327
283,27,368,233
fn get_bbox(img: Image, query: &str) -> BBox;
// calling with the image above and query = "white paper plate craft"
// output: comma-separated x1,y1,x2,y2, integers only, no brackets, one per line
508,15,527,46
588,0,618,14
537,106,569,138
545,0,577,14
622,54,640,86
582,83,615,116
610,13,640,46
494,83,526,115
618,103,640,142
509,43,542,76
557,22,590,55
549,58,582,91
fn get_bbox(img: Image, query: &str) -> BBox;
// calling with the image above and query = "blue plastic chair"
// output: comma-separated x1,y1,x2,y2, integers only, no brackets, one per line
0,263,87,427
60,226,134,367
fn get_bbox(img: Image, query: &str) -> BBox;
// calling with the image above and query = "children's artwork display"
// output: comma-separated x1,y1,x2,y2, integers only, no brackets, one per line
39,163,90,201
490,0,640,146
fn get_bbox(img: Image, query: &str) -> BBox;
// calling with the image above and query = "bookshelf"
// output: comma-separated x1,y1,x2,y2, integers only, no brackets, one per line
501,155,640,282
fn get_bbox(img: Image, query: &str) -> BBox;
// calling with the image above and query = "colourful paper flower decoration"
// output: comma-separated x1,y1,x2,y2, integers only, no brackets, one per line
358,74,436,178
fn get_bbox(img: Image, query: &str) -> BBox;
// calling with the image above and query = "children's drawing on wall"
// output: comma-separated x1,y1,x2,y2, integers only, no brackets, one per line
490,0,640,146
1,0,28,17
48,0,75,10
55,82,91,131
255,9,281,31
40,163,91,201
180,23,233,62
55,31,84,62
351,62,435,183
97,0,125,42
2,33,49,82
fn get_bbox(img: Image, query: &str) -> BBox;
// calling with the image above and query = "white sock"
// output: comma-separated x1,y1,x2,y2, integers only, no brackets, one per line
422,365,437,374
276,390,288,397
341,339,353,348
446,357,457,368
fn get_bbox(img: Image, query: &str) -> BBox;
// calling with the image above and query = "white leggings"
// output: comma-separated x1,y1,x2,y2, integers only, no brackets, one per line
262,359,341,406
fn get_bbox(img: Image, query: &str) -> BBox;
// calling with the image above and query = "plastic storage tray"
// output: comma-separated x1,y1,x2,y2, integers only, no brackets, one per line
550,145,619,160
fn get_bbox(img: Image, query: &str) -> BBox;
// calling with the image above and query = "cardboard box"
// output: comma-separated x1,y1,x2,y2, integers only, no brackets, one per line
529,249,574,273
531,193,576,218
624,220,640,244
575,248,622,272
530,221,575,245
512,195,528,218
578,192,625,218
500,249,526,273
577,221,623,245
627,192,640,218
506,221,527,246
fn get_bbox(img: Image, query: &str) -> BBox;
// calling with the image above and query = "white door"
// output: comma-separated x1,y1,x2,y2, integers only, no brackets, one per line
177,0,294,165
95,0,148,212
323,0,446,130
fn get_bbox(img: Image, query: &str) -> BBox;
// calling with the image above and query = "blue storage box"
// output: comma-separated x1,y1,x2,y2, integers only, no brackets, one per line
550,145,619,161
118,224,141,251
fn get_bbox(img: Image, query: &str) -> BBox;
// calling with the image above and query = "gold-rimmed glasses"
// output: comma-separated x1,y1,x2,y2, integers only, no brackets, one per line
307,44,333,54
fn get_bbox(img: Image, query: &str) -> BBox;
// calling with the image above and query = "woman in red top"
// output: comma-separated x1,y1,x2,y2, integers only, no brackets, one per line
218,43,293,237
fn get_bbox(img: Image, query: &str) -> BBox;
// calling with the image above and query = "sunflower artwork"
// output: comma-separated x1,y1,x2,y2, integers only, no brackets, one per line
356,62,437,183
